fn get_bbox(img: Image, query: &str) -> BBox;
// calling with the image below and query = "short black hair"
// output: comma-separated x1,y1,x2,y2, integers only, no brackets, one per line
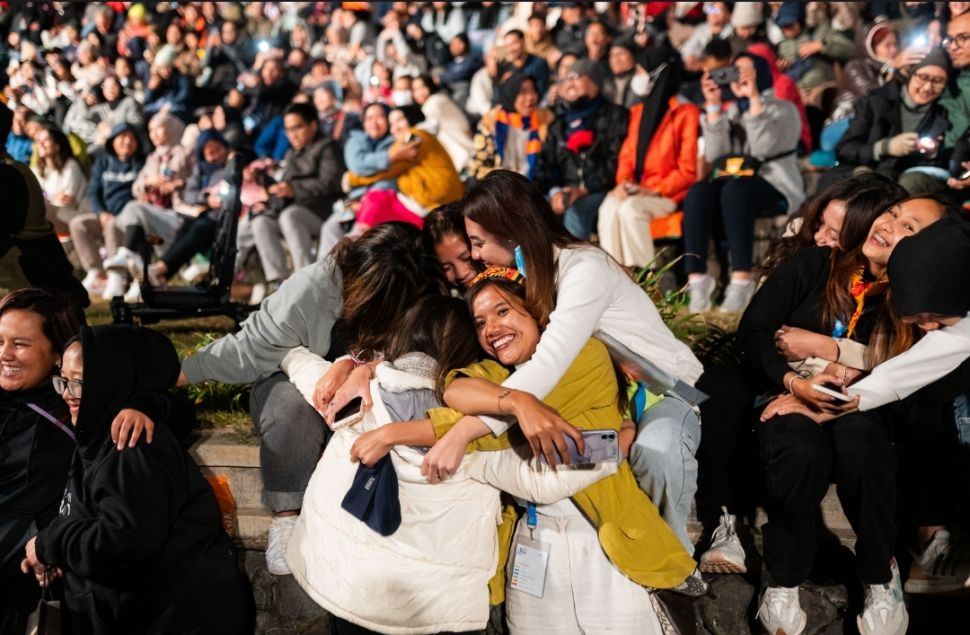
283,101,319,125
505,29,525,41
703,37,733,61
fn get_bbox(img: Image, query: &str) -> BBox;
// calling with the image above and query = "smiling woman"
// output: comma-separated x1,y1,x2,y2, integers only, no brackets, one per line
0,289,81,634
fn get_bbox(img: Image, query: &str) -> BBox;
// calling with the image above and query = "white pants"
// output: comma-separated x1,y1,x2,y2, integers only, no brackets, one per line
505,500,663,635
596,194,677,268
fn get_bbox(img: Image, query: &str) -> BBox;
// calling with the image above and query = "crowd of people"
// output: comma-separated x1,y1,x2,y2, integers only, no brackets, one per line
2,2,970,635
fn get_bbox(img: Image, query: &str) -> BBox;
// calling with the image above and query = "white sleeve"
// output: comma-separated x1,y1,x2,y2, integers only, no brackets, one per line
479,252,615,435
849,315,970,410
464,449,617,504
280,346,333,408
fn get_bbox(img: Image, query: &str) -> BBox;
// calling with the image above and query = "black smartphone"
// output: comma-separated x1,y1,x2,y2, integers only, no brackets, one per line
709,66,740,86
333,397,363,428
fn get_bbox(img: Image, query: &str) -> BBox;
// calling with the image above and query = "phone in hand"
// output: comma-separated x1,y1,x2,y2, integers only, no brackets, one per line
709,66,740,86
810,383,854,402
958,167,970,181
332,397,364,429
539,429,620,467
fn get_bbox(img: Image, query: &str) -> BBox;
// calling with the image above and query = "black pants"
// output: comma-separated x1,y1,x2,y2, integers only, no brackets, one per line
161,213,218,273
682,176,787,275
759,410,896,587
332,616,480,635
695,364,762,526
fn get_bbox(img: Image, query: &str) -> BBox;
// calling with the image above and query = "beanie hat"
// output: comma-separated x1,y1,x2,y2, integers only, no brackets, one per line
341,454,402,536
912,45,950,74
731,2,763,29
570,58,607,90
889,215,970,317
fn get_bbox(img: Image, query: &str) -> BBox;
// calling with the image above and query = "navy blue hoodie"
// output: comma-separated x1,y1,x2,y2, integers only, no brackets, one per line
86,124,145,216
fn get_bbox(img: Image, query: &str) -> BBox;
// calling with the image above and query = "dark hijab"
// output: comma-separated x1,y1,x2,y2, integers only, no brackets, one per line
634,46,683,181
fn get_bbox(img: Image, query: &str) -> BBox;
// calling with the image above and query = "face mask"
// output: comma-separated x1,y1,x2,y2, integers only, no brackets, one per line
630,72,651,96
392,90,413,106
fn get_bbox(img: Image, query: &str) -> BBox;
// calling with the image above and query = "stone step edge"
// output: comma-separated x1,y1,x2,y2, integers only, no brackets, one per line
188,430,260,468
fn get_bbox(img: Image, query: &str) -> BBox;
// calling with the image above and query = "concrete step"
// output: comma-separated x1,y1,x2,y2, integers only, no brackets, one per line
188,430,858,551
188,430,270,549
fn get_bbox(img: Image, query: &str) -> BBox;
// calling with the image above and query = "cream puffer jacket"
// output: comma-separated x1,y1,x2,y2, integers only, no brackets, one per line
282,349,616,634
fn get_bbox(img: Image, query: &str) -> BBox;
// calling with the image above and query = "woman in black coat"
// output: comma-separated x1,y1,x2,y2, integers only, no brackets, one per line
833,47,952,195
22,325,251,635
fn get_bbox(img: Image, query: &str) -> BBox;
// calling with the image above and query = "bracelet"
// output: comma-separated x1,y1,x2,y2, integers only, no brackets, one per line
497,389,512,414
832,338,841,364
786,375,798,394
349,349,370,368
841,364,849,386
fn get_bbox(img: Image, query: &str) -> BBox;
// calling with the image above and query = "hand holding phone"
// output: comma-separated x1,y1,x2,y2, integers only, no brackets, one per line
810,383,854,402
538,429,619,467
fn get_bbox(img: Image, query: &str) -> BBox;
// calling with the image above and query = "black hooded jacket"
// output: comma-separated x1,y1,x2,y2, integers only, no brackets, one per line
35,326,250,635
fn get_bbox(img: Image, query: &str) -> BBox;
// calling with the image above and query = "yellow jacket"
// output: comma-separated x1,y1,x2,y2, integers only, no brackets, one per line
347,128,463,212
429,339,696,596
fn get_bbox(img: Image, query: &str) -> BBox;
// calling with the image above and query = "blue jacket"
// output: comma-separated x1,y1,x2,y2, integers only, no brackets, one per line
342,130,396,198
87,124,145,215
253,115,291,161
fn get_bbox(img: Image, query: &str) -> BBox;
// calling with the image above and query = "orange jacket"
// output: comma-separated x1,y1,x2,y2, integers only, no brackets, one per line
615,96,699,204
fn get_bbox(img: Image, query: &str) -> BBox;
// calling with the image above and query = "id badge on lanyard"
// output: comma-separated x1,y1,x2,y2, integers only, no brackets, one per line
509,503,550,598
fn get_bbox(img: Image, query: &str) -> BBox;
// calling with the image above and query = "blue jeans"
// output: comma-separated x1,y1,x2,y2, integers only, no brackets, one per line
628,394,702,554
562,191,608,240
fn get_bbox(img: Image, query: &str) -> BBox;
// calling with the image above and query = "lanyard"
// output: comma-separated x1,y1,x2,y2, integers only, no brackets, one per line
526,502,537,539
27,402,76,442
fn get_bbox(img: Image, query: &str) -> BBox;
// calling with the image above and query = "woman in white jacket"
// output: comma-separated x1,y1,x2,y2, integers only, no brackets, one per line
283,294,615,635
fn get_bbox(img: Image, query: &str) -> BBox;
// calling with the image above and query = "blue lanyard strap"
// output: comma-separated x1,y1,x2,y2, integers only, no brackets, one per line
526,502,537,539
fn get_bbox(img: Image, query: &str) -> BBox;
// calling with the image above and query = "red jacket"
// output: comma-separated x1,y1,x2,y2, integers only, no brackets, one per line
616,97,699,204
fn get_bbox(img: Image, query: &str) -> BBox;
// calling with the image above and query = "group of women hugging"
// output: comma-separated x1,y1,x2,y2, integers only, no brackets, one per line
3,168,970,635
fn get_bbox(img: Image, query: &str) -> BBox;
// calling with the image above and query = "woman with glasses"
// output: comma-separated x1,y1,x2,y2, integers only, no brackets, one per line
21,326,251,635
834,47,954,195
0,289,82,634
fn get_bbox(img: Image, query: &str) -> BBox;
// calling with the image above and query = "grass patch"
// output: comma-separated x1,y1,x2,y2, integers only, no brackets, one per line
85,299,250,435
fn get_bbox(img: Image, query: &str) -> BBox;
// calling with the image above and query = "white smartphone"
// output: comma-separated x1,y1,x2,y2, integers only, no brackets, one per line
810,384,854,402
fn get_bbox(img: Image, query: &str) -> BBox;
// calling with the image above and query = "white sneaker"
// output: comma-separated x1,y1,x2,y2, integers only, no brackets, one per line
719,279,756,313
758,586,806,635
904,529,970,594
125,252,146,282
266,515,297,575
123,280,141,302
103,246,138,272
688,275,716,313
81,270,105,294
181,260,209,283
700,507,747,574
858,561,908,635
102,272,127,300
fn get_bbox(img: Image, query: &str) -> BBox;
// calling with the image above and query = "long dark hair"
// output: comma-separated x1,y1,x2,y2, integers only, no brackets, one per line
461,170,582,328
384,294,481,399
0,288,85,357
823,194,959,365
332,222,443,357
762,173,907,278
36,126,75,177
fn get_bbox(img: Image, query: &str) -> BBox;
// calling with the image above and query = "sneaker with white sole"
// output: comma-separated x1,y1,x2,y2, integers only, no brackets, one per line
81,270,105,294
758,586,806,635
103,246,138,272
719,280,756,314
858,561,908,635
700,507,747,574
123,280,141,302
102,272,127,300
688,274,716,313
904,529,970,594
266,515,297,575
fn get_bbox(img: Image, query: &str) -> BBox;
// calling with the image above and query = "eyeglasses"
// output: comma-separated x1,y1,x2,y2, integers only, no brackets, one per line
913,72,947,88
52,375,83,399
943,32,970,49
